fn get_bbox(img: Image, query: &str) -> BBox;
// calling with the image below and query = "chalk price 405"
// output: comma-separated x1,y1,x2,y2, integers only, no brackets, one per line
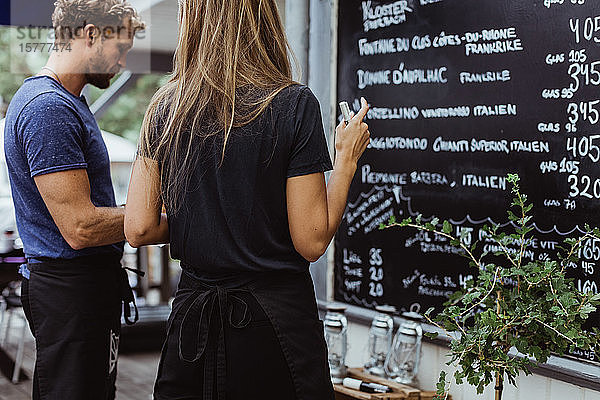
570,16,600,44
566,135,600,162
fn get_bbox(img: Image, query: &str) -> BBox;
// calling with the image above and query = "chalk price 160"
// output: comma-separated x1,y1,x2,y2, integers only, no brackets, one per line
577,279,598,294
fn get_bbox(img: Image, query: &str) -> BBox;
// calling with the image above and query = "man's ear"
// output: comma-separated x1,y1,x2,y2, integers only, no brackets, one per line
84,24,98,47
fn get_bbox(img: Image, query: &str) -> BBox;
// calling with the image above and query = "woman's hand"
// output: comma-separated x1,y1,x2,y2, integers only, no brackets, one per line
334,97,370,168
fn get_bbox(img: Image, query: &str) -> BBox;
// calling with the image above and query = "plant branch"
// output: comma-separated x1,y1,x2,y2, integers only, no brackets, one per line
391,223,480,267
492,239,519,268
534,318,576,345
459,266,501,318
549,278,569,315
516,192,526,269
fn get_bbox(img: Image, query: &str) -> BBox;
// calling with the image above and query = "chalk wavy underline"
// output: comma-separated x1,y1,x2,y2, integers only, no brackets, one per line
346,184,588,236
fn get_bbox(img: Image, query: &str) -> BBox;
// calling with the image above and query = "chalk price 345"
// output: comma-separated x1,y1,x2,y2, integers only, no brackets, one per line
567,100,600,126
566,60,600,95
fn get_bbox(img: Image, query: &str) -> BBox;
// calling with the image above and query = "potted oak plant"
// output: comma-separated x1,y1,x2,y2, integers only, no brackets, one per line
381,174,600,400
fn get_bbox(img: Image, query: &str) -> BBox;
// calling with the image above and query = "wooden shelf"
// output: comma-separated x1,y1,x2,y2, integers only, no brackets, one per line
333,368,451,400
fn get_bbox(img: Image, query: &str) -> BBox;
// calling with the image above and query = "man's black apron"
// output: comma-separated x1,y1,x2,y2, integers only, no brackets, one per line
154,266,334,400
20,255,140,400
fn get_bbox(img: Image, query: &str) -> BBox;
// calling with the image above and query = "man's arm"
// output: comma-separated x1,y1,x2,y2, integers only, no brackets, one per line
34,169,125,250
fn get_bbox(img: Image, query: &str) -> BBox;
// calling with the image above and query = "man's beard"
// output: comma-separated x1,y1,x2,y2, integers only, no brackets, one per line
85,73,114,89
86,50,118,89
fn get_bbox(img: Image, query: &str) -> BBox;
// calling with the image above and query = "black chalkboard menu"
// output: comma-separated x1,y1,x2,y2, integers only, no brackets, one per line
334,0,600,363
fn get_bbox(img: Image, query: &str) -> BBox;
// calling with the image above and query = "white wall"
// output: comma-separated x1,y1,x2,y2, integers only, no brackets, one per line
346,320,600,400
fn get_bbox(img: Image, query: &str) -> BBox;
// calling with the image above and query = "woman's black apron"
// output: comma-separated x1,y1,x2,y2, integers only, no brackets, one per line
154,266,334,400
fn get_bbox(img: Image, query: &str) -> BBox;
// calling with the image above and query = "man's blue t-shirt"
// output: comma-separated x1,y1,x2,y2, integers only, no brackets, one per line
3,76,124,260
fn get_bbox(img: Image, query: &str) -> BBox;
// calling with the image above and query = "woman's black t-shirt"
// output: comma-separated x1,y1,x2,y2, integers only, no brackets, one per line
162,85,333,278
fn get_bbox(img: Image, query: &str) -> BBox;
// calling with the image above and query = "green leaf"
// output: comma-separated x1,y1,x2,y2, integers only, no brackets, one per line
443,220,452,234
424,331,440,339
580,303,597,318
507,173,519,183
589,293,600,302
507,210,518,222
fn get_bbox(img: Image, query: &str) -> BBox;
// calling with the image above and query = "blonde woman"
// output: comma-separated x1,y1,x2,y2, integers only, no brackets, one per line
125,0,370,399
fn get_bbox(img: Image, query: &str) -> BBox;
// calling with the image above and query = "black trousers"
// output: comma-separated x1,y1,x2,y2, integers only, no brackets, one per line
21,257,123,400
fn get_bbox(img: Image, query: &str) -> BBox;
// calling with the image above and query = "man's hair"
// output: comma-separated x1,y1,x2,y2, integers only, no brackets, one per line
52,0,145,42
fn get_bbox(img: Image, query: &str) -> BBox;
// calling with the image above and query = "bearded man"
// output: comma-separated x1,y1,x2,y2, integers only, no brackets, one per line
3,1,145,398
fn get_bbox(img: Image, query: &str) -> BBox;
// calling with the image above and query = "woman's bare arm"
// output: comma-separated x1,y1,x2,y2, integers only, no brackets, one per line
124,157,169,248
287,98,370,262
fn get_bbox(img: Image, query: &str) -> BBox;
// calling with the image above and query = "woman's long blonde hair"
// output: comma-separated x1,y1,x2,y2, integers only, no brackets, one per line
139,0,295,214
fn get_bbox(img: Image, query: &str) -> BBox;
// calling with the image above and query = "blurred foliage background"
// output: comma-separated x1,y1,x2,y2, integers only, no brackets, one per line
0,26,168,143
